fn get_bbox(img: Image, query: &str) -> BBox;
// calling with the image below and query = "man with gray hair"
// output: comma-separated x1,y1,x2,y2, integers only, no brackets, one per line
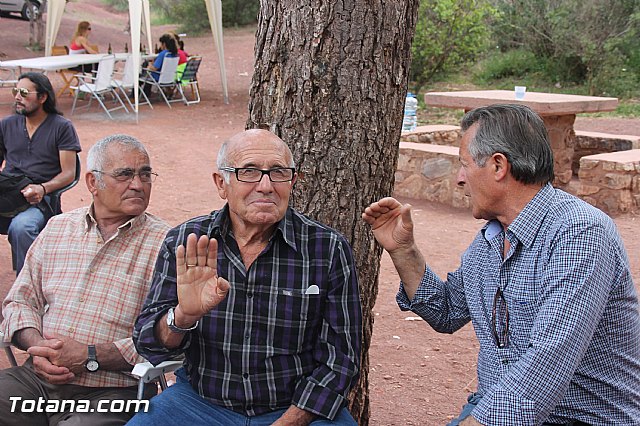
363,104,640,425
131,129,362,425
1,134,170,425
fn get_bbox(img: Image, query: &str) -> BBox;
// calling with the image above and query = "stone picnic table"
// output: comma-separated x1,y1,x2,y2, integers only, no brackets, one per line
423,90,618,186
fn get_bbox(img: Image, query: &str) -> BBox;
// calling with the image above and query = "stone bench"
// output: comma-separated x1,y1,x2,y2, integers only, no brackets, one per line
394,142,469,209
400,125,461,146
573,130,640,175
578,149,640,215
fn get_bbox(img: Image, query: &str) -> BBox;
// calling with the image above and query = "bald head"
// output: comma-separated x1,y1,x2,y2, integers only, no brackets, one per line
217,129,295,173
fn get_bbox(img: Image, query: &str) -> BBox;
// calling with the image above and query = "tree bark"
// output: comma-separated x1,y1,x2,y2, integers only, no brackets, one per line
248,1,419,424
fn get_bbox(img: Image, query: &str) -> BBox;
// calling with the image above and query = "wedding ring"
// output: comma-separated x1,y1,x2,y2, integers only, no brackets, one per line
187,263,197,267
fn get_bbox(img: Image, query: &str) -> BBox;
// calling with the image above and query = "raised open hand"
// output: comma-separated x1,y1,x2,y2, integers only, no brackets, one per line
175,233,230,321
362,197,415,253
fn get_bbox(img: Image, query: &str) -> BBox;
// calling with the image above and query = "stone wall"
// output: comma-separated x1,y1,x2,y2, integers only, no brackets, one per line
394,142,469,209
400,125,461,146
578,149,640,215
573,131,640,175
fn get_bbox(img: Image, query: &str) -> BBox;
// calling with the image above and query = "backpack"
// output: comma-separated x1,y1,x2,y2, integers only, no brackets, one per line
0,172,33,218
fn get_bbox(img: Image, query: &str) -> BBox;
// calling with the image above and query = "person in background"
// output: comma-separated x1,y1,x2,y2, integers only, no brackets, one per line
363,104,640,425
146,34,179,81
130,129,362,425
0,72,80,275
69,21,99,73
0,134,170,425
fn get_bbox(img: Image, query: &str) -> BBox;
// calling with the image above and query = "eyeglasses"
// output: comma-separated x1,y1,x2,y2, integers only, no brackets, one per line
12,87,36,97
219,167,296,183
491,287,509,348
92,168,158,183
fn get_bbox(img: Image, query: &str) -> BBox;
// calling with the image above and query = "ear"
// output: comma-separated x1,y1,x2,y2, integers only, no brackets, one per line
212,172,228,200
85,171,99,196
491,153,510,181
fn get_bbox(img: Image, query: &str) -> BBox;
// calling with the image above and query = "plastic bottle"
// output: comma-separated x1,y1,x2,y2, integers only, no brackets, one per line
107,43,112,54
402,92,418,131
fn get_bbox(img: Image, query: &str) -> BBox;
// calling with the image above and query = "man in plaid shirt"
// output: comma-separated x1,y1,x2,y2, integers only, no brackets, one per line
364,104,640,426
0,134,170,425
131,129,362,425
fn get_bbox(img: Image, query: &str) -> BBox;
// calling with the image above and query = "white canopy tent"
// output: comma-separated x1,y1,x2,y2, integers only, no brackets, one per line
44,0,229,120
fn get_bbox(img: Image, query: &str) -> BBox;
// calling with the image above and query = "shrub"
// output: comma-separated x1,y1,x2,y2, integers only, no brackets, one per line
409,0,497,93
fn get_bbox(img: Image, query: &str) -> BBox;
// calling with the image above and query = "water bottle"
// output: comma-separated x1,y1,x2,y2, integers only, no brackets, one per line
402,92,418,131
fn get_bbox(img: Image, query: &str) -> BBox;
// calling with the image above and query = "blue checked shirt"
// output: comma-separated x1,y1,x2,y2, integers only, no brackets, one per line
134,206,362,420
397,184,640,425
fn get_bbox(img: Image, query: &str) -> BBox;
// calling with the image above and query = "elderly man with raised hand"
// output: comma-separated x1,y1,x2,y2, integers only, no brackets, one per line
363,104,640,426
0,134,170,425
131,129,362,426
0,72,81,274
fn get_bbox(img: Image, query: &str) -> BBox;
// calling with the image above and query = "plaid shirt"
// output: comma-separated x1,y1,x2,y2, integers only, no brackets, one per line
2,206,170,388
398,184,640,425
134,206,362,420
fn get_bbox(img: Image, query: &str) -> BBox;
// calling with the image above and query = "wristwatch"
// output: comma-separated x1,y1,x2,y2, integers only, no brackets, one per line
166,307,199,333
85,345,100,372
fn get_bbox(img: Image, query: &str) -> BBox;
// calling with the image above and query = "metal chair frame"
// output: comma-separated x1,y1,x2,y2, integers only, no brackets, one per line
175,56,202,105
139,56,180,109
70,55,128,119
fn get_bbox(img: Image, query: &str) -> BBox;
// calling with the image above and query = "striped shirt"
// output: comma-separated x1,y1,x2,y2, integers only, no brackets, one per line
134,206,362,420
398,184,640,425
2,206,170,388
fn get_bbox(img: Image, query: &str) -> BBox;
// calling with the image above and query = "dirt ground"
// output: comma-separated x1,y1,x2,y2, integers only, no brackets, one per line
1,5,639,425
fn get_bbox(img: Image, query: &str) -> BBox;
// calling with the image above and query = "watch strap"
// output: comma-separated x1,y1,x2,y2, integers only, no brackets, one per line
167,307,199,333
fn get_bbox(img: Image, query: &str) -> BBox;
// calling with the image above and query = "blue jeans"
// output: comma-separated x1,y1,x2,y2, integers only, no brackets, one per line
0,204,46,274
126,368,357,426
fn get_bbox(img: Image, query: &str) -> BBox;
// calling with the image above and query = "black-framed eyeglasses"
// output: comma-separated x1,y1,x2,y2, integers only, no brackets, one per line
219,167,296,183
12,87,37,98
492,287,509,348
92,168,158,183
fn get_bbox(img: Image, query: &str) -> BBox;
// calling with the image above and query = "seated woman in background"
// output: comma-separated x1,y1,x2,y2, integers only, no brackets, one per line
146,34,179,81
69,21,99,73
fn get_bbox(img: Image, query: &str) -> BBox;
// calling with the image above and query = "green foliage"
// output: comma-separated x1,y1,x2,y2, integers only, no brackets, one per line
489,0,640,96
149,0,259,34
474,49,540,82
409,0,497,93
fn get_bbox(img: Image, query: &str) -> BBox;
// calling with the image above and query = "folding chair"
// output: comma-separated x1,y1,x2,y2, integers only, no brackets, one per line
139,56,180,108
70,55,128,119
131,360,184,399
51,45,77,98
111,55,153,111
0,68,18,89
174,56,202,105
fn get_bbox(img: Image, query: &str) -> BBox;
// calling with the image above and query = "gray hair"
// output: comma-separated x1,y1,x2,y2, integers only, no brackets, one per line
87,134,149,188
460,104,554,185
216,133,296,184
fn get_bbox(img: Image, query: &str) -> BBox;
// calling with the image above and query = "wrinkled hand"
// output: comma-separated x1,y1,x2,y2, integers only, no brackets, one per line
21,184,44,205
27,335,86,384
176,233,230,321
362,197,415,253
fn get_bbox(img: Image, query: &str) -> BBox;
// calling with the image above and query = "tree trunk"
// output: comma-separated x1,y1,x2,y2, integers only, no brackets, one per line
248,1,419,424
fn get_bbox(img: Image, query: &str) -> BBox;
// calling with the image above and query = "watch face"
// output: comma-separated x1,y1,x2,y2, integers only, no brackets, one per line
86,360,99,372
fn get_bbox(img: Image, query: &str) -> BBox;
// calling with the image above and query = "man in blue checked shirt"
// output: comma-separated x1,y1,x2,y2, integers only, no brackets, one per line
363,104,640,426
131,129,362,425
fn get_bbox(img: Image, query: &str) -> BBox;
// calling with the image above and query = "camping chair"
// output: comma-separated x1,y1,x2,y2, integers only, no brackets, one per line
139,56,180,108
70,55,128,119
0,68,19,89
111,55,153,111
1,154,81,272
1,330,182,400
174,56,202,105
51,45,77,97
